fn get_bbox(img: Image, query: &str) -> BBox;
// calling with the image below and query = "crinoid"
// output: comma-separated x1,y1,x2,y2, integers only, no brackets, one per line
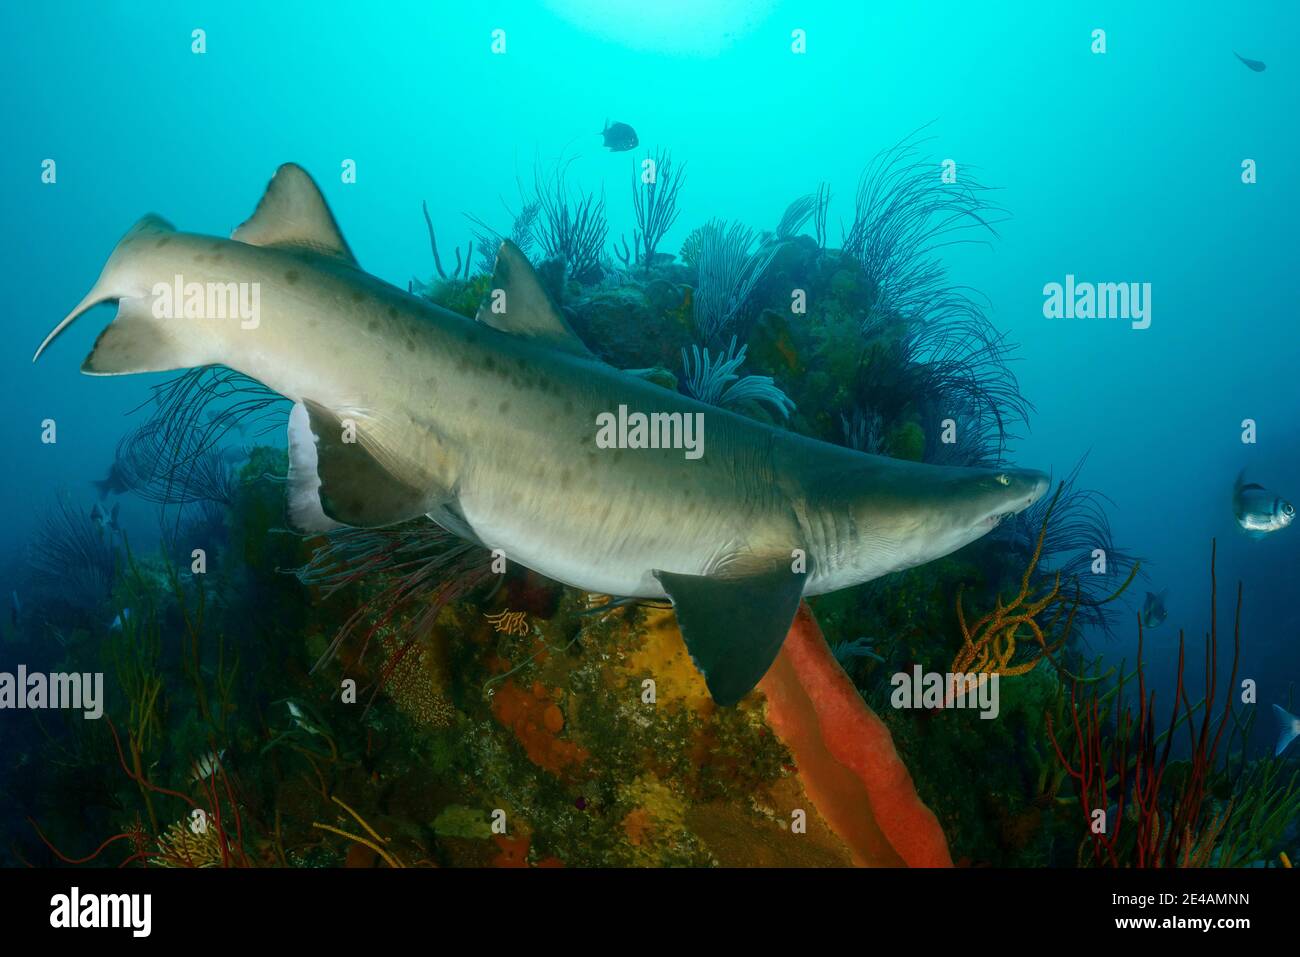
950,483,1139,683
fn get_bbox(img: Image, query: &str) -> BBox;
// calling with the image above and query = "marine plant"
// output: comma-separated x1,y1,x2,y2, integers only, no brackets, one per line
774,189,816,240
534,160,608,283
295,519,493,707
421,199,474,281
1001,455,1143,638
950,483,1138,683
692,218,783,343
1044,542,1294,867
115,365,287,507
680,335,795,418
630,147,686,275
468,199,541,274
27,492,118,621
839,128,1024,468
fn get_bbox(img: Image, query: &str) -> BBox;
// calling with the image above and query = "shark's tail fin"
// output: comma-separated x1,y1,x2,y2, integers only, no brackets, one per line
1274,704,1300,757
32,215,174,363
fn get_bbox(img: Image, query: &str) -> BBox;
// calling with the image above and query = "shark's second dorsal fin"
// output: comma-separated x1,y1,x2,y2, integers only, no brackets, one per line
476,241,594,359
233,163,357,264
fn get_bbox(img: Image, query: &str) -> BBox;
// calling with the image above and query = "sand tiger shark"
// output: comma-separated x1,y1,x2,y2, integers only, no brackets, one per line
34,164,1049,704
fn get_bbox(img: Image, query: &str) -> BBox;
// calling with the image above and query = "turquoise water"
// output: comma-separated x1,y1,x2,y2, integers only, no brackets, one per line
2,1,1297,782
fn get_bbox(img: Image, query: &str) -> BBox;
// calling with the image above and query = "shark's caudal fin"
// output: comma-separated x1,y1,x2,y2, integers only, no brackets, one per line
32,215,179,367
1274,704,1300,757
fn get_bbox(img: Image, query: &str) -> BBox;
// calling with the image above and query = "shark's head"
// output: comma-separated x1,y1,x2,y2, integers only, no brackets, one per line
842,463,1051,579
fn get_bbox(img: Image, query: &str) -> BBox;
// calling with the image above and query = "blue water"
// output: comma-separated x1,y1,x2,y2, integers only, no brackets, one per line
2,1,1297,738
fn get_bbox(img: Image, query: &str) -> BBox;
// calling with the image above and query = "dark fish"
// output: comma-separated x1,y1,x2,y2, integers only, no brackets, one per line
600,119,639,152
1234,52,1266,72
89,502,106,528
109,502,121,533
92,461,131,498
1140,590,1167,629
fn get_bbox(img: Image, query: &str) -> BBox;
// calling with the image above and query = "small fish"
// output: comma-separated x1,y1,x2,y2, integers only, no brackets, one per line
1273,704,1300,757
1233,471,1294,536
92,461,131,498
109,502,121,533
89,502,106,529
190,748,226,782
1140,590,1167,629
285,700,325,736
600,119,639,152
109,608,131,632
205,407,248,435
1234,51,1266,72
219,445,250,465
833,636,886,666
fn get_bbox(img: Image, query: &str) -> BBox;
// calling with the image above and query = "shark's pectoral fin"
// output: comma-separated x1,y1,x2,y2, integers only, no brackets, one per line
292,400,436,528
233,164,357,265
654,558,811,706
476,241,595,359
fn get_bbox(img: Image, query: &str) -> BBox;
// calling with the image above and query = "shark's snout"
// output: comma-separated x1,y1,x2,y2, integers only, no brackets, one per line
978,468,1051,530
1019,470,1052,510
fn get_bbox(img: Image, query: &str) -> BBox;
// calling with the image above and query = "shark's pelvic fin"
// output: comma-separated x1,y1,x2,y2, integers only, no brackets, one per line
654,559,810,706
296,399,435,528
233,163,357,265
33,215,174,363
476,240,595,359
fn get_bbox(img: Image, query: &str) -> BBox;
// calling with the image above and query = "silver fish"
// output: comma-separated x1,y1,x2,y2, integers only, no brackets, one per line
1274,704,1299,757
1140,590,1167,629
1233,471,1294,536
190,749,226,782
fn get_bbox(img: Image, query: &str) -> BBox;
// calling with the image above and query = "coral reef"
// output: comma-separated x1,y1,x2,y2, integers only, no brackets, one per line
8,133,1229,873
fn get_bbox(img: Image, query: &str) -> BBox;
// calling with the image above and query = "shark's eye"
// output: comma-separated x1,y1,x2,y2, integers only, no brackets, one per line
996,474,1011,487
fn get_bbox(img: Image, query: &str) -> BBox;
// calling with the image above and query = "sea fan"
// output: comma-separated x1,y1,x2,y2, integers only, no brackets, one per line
680,335,794,419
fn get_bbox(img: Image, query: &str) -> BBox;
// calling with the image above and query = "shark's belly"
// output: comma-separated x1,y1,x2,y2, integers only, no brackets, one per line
451,438,768,598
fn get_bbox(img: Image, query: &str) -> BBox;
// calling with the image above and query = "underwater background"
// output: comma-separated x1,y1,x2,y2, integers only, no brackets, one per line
0,1,1296,868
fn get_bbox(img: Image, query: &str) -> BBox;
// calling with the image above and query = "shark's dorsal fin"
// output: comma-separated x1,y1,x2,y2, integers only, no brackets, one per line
654,557,811,706
233,164,357,264
476,241,594,359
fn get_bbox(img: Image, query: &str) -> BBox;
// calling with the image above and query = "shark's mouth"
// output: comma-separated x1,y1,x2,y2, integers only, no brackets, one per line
981,512,1013,530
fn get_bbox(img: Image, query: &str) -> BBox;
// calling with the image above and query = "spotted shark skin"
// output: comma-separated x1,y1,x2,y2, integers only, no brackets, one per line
35,164,1049,703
